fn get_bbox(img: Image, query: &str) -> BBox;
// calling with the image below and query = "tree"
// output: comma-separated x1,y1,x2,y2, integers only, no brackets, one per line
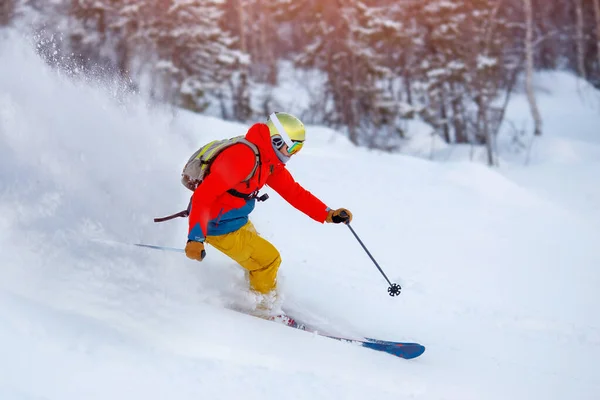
575,0,587,79
66,0,113,72
594,0,600,81
11,0,597,155
149,0,247,112
0,0,16,26
524,0,542,136
221,0,278,84
296,0,394,146
415,2,509,138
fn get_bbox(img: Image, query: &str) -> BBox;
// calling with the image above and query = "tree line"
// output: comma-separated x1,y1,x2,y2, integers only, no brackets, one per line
2,0,600,163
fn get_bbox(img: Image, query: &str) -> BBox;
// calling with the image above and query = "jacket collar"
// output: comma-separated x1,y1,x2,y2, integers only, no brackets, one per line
245,123,282,166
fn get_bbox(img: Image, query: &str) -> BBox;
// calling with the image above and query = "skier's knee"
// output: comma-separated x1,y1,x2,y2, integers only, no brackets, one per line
250,253,281,293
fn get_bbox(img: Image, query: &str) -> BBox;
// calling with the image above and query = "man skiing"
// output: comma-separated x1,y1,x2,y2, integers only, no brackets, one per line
183,112,352,315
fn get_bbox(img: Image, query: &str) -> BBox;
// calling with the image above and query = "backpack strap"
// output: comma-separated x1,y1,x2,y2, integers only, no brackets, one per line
198,137,259,181
181,136,261,191
235,138,261,184
225,138,264,197
163,137,265,224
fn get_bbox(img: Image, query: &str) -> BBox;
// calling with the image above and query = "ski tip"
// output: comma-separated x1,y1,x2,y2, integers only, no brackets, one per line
386,343,426,359
396,344,426,359
362,342,426,359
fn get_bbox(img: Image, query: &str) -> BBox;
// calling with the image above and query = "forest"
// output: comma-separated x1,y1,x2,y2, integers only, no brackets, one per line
2,0,599,161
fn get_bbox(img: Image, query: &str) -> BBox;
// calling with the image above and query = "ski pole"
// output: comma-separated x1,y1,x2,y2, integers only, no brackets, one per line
340,212,402,296
133,243,185,253
92,238,185,254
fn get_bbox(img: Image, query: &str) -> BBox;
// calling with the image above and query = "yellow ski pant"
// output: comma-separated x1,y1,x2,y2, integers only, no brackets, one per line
205,221,281,294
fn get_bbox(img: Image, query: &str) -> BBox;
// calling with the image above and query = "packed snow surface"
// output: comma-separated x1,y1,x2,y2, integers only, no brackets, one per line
1,33,599,399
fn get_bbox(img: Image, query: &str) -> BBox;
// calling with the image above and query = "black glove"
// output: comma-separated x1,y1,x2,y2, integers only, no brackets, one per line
326,208,353,224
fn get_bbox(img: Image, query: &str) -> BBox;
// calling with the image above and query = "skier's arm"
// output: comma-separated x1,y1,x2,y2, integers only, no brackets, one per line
266,167,329,223
188,145,256,241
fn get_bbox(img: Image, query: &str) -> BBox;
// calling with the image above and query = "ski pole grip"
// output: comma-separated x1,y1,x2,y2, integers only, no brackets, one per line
339,210,351,224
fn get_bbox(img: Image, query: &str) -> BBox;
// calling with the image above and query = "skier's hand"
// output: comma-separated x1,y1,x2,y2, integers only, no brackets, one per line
185,240,206,261
326,208,353,224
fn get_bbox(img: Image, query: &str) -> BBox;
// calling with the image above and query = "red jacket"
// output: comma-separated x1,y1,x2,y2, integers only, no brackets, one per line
187,123,329,241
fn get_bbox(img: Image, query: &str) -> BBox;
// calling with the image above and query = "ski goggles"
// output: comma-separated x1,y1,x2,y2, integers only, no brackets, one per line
272,135,304,155
287,140,304,155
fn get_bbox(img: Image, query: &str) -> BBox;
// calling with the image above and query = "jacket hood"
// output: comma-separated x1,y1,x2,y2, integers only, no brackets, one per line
245,123,281,165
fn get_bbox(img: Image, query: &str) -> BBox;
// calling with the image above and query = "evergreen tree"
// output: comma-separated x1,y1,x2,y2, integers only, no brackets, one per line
295,0,393,147
407,0,513,153
10,0,600,152
67,0,114,72
148,0,247,112
222,0,278,84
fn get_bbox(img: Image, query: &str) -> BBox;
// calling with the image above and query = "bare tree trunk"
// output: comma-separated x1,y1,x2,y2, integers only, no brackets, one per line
524,0,543,136
482,100,494,166
439,96,451,144
0,0,15,26
234,0,251,121
575,0,587,79
449,83,467,143
594,0,600,73
477,0,504,165
257,0,276,84
403,72,413,105
238,0,247,55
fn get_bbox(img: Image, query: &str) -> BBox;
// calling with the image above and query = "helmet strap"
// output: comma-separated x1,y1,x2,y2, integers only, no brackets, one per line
269,112,288,141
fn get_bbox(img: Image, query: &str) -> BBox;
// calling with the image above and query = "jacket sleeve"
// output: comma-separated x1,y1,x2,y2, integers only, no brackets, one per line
187,144,256,241
266,167,330,223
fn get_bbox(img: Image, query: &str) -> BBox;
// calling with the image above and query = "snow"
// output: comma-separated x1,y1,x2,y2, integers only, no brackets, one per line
1,33,600,400
476,55,497,69
498,71,600,226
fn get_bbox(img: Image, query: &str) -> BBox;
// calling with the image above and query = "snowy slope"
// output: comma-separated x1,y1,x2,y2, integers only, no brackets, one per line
1,33,600,400
498,72,600,227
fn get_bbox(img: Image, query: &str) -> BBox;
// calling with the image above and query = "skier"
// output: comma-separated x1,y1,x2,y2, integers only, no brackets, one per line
183,112,352,316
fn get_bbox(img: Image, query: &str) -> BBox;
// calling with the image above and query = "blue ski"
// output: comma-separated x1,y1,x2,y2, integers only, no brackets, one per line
285,317,425,360
361,339,426,359
228,307,425,359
